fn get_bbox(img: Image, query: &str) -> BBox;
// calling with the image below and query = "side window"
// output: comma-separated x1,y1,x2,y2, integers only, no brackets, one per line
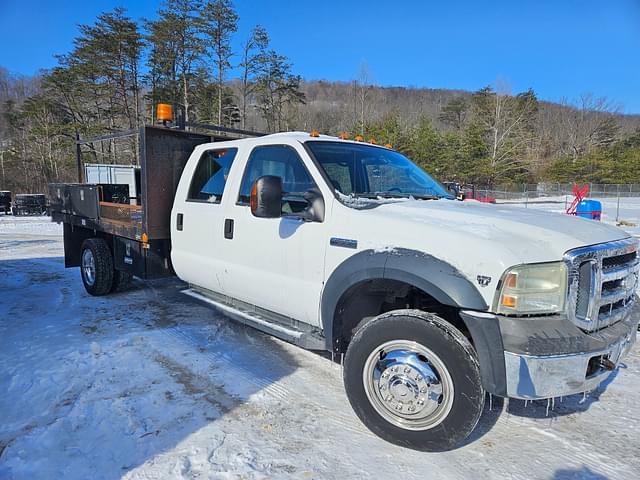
187,148,238,203
238,145,316,204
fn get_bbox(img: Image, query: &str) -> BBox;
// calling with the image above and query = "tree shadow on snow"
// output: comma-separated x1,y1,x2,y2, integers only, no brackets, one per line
553,466,609,480
0,256,302,479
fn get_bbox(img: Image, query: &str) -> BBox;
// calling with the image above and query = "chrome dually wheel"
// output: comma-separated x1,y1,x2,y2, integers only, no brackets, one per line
343,310,485,451
363,340,454,431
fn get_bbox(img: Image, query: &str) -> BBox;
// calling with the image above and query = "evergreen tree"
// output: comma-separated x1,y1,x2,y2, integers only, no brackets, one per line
202,0,238,126
146,0,206,123
438,97,468,130
255,51,305,132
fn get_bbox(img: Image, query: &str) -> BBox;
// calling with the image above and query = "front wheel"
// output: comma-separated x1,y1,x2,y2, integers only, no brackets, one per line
343,310,484,451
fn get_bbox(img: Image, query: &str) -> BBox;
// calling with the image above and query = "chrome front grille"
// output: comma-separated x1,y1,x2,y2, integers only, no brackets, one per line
565,238,639,332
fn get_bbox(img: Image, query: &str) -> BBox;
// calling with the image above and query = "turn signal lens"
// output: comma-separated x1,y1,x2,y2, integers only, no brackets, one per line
501,294,517,308
141,232,149,243
250,182,258,211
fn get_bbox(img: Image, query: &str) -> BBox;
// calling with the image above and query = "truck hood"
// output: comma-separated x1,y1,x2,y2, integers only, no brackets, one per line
367,198,629,263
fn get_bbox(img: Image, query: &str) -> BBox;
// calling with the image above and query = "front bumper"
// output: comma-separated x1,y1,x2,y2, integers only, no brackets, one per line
460,305,638,400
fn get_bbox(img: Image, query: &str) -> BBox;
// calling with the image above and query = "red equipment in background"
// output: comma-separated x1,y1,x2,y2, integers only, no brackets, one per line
566,183,602,220
463,185,496,203
566,183,589,215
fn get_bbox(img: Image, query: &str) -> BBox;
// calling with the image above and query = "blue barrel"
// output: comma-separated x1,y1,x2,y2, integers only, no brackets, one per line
576,199,602,221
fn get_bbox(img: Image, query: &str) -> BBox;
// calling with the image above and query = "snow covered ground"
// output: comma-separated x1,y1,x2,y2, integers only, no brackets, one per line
499,195,640,238
1,214,640,480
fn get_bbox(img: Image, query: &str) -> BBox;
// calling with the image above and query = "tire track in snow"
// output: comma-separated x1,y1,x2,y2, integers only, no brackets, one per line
160,326,291,401
526,425,624,478
153,325,372,437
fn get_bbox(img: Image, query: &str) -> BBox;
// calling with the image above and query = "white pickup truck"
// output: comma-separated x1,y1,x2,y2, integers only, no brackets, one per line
51,125,639,451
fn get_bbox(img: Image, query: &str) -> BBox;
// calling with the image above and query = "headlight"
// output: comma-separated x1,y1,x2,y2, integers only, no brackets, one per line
494,262,567,315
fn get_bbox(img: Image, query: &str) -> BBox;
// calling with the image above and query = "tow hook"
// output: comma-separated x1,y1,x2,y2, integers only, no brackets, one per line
599,358,616,371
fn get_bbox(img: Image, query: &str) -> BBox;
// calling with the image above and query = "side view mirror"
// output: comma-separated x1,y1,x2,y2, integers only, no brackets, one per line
251,175,282,218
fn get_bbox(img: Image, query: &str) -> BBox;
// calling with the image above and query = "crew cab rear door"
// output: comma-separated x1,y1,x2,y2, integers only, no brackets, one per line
171,146,239,291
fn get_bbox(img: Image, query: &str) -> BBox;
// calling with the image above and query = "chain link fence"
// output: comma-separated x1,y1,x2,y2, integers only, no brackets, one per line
472,184,640,225
476,183,640,201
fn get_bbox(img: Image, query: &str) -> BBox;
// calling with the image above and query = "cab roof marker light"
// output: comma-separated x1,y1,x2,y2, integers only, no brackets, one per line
309,130,320,137
354,135,364,142
384,143,393,149
368,138,377,144
338,132,350,140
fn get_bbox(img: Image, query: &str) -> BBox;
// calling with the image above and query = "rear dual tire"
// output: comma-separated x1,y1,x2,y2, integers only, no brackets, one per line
343,310,484,451
80,238,132,296
81,238,114,296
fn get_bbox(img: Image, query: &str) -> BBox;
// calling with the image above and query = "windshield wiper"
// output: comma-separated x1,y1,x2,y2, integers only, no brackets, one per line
353,192,442,200
411,194,443,200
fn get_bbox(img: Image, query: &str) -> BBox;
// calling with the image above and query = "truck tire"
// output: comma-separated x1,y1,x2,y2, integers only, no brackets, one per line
110,270,133,293
80,238,114,296
343,309,484,451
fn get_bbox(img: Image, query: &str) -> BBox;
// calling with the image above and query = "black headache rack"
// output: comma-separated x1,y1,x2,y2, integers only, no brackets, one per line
50,123,262,279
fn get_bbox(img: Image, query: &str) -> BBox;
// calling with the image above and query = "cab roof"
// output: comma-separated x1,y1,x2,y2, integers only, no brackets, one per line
198,131,390,151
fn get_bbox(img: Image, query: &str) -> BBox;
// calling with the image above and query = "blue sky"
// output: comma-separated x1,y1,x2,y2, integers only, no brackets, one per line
1,0,639,113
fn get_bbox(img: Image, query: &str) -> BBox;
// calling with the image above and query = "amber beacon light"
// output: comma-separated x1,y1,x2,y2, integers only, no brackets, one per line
156,103,173,123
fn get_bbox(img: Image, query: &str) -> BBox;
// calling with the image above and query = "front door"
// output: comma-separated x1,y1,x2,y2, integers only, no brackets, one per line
221,143,331,327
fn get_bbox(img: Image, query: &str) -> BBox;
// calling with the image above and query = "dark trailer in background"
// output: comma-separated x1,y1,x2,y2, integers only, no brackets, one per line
50,124,259,280
13,194,47,215
0,191,10,214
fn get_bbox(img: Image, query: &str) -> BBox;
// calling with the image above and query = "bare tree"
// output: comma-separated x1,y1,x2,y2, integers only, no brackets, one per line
355,61,372,135
558,94,620,159
471,84,539,181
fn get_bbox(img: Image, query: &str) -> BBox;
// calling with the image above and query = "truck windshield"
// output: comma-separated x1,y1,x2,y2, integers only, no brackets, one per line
306,141,452,202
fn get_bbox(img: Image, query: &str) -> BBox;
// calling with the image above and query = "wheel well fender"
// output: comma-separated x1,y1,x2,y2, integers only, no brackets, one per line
321,248,488,351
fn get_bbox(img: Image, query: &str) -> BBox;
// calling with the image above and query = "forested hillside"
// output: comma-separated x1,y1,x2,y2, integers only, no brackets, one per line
1,0,639,193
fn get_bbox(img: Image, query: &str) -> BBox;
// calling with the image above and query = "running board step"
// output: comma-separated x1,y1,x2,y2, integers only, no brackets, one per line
182,287,326,350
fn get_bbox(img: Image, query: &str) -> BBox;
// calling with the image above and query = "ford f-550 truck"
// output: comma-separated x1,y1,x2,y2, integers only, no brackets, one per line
50,124,639,451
